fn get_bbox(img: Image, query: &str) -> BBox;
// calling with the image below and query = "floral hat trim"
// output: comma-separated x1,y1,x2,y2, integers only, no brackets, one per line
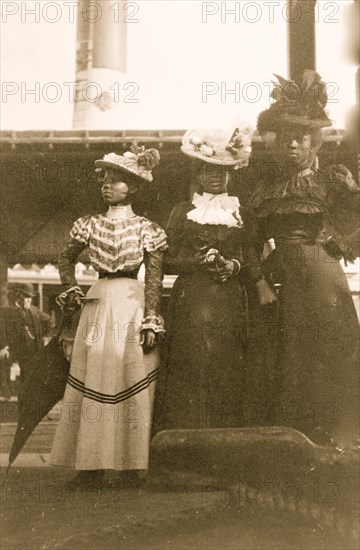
257,70,332,134
181,127,252,169
95,143,160,182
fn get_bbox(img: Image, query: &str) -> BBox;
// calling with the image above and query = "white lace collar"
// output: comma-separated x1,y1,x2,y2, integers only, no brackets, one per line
187,192,243,227
106,204,135,219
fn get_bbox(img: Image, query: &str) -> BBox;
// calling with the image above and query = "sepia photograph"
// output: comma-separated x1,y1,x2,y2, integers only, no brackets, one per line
0,1,359,548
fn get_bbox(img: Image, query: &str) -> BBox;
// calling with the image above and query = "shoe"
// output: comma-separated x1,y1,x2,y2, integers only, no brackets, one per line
71,470,105,487
307,426,335,447
114,470,145,490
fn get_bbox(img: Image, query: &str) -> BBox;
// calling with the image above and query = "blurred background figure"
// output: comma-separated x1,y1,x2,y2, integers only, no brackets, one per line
0,283,53,396
0,341,12,400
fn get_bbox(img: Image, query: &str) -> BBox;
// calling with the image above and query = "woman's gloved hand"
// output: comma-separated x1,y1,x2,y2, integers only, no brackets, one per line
140,329,156,354
193,246,211,269
210,259,238,282
202,249,240,282
256,277,278,306
64,292,83,315
56,286,85,315
0,346,10,360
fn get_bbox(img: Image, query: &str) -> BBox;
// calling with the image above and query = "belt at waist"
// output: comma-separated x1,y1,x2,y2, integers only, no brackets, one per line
274,231,317,245
98,271,138,280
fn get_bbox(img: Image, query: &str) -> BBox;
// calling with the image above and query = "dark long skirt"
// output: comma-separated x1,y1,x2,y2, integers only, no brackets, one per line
154,271,247,431
245,241,359,448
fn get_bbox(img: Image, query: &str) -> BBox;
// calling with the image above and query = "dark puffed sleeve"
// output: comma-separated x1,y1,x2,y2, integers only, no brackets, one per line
324,164,360,261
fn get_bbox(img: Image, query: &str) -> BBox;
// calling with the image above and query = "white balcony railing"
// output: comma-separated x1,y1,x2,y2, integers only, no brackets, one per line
8,260,360,320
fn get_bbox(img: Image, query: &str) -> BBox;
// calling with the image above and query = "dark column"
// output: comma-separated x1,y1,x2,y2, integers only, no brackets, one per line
287,0,317,80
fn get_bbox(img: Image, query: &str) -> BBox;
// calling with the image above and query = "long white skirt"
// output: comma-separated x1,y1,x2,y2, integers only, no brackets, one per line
50,278,159,471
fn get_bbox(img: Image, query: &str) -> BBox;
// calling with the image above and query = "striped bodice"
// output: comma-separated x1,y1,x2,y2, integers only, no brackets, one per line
70,213,167,273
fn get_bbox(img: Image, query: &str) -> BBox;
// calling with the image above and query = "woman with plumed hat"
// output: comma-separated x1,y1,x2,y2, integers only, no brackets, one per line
153,126,254,431
50,144,167,486
244,71,360,449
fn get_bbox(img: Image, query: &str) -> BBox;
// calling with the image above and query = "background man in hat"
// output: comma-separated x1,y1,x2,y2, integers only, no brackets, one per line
0,336,12,400
0,283,53,393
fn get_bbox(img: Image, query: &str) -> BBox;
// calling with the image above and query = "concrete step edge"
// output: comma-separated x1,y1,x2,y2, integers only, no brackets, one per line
0,453,51,468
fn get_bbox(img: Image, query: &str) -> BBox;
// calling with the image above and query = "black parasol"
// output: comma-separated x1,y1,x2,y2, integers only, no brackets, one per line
7,315,72,467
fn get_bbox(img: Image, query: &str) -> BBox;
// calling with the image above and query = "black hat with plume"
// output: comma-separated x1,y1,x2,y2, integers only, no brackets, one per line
257,70,332,135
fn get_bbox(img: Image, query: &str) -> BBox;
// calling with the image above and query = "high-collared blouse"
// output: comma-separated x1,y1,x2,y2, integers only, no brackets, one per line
57,205,168,333
69,208,167,273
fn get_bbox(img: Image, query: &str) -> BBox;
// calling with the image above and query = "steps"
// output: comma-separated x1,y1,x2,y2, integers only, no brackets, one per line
0,422,57,454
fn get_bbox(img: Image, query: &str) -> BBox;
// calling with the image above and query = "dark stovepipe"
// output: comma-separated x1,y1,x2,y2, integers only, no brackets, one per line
287,0,317,81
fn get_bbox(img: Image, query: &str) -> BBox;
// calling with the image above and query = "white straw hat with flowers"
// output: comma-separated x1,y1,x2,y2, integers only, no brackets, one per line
181,127,253,169
95,143,160,182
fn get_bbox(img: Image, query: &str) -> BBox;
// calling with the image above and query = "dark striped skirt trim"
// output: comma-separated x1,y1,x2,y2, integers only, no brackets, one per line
67,368,159,404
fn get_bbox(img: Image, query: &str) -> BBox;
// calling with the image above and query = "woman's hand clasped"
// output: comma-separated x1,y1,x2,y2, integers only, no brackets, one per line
207,259,236,282
200,248,240,282
194,246,211,269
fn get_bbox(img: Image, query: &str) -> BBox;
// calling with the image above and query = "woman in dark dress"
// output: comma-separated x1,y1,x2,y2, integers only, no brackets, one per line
155,127,253,430
244,71,360,449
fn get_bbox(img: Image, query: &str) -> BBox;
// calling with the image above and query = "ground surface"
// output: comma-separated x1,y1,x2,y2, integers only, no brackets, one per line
1,467,356,550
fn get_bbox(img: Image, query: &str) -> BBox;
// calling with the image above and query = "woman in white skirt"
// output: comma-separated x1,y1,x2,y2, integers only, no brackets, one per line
50,145,167,486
